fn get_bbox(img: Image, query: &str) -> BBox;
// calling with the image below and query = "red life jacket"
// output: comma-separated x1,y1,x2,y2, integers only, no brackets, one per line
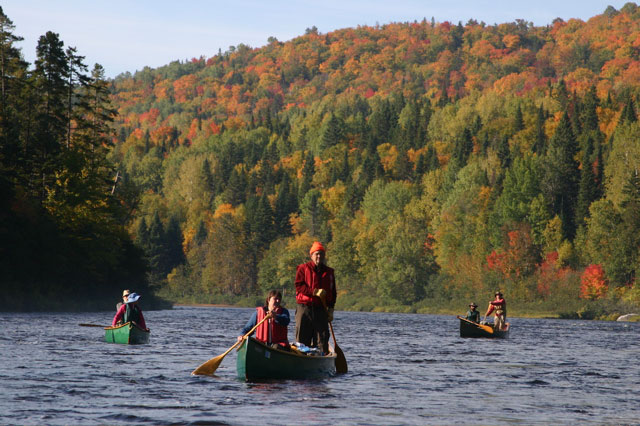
255,306,289,346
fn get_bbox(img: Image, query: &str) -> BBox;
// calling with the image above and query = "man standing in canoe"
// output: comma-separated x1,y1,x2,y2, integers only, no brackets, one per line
485,291,507,330
294,241,337,355
237,290,290,349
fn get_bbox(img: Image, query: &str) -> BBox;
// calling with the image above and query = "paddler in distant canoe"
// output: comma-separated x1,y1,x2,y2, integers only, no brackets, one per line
484,291,507,331
237,289,291,350
465,302,480,323
112,292,147,329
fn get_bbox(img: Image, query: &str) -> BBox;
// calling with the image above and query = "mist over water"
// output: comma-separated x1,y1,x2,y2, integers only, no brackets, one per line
1,307,638,425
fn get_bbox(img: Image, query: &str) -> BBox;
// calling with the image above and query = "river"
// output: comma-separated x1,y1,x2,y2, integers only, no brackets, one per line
0,307,638,425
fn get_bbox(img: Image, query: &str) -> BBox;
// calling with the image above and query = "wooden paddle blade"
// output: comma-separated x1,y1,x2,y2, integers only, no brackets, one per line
191,355,224,376
334,344,348,374
478,323,494,334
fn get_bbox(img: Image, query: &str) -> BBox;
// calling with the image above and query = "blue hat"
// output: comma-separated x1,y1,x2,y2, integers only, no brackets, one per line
126,292,141,303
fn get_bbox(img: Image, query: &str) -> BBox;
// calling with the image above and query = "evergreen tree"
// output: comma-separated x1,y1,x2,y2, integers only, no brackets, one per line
320,112,344,149
0,7,27,171
146,212,168,279
542,112,580,240
165,216,185,273
225,167,247,206
298,150,314,202
533,104,546,154
452,128,473,169
581,85,600,132
513,104,524,133
274,173,297,235
31,31,69,202
619,97,637,125
576,137,598,228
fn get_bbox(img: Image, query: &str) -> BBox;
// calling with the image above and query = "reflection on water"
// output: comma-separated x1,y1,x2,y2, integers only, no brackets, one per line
0,307,639,425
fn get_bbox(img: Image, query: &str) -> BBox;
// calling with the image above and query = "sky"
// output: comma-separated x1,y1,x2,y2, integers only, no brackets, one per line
1,0,632,79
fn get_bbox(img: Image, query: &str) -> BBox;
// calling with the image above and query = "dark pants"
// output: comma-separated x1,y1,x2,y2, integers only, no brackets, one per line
295,303,329,354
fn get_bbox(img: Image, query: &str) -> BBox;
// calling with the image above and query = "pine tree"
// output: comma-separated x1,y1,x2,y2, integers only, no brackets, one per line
542,112,580,239
576,137,598,228
618,97,637,125
31,31,69,202
0,7,27,171
533,104,546,154
513,104,524,133
225,167,247,206
298,150,314,202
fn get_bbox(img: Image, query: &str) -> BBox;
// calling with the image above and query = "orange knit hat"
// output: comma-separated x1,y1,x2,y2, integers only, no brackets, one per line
309,241,325,256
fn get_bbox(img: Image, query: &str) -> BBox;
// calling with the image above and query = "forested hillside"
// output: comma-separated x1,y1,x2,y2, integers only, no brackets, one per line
4,5,640,316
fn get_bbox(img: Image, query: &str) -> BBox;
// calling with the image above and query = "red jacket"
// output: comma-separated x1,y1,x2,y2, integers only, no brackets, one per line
255,306,289,346
295,261,337,308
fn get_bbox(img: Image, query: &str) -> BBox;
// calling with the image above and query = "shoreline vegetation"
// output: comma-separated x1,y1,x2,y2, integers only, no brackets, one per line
168,299,640,321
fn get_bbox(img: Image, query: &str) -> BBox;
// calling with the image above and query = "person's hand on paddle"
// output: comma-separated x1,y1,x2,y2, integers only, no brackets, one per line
313,288,327,304
327,307,334,322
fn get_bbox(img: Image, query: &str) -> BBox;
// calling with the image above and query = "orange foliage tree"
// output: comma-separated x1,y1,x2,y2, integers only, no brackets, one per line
580,264,608,300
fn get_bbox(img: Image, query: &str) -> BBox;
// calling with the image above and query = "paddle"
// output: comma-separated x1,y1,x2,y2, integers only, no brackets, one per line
328,320,348,374
79,323,109,328
318,295,348,374
457,316,494,334
191,315,270,376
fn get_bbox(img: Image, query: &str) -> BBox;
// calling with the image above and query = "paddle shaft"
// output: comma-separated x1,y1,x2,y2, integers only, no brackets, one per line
457,315,494,334
79,323,109,328
320,299,348,374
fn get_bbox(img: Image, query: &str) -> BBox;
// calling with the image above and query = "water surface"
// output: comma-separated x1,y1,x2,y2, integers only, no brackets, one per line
0,307,638,425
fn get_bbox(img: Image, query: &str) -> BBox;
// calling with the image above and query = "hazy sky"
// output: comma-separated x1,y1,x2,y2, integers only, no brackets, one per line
2,0,630,79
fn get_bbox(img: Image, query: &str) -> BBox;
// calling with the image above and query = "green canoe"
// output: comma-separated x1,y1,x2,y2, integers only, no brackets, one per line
236,337,336,381
104,322,150,344
458,316,510,339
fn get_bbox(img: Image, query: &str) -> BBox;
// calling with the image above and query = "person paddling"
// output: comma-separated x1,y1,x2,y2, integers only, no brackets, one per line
237,290,290,350
112,292,147,329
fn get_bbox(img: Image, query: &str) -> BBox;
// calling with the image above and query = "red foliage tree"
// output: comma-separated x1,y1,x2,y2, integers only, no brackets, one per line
580,264,608,300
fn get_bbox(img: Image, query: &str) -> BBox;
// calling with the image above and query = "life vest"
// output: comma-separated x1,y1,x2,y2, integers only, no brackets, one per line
492,299,507,317
255,306,288,346
123,304,141,324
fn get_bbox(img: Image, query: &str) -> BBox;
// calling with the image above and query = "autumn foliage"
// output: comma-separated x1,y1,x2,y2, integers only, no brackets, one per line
580,264,608,300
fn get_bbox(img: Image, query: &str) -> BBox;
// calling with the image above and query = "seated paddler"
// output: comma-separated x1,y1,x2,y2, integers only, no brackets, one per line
237,290,290,350
112,292,147,329
465,302,480,323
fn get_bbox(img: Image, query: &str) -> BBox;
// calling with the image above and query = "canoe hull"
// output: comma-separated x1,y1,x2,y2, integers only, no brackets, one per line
459,317,509,339
237,337,336,381
104,322,150,344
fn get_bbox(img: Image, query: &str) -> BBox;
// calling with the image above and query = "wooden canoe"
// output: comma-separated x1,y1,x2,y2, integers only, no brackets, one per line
458,316,510,339
104,322,150,344
236,337,336,381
